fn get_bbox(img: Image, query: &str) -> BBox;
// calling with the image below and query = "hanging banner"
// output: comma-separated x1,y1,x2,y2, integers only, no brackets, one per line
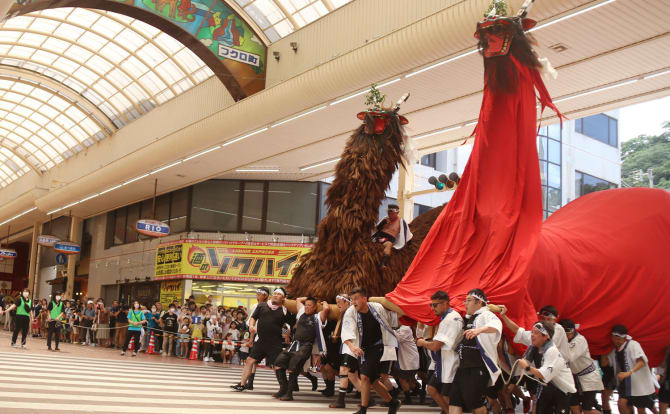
136,219,170,237
155,240,312,284
54,241,81,255
37,235,60,247
160,280,184,309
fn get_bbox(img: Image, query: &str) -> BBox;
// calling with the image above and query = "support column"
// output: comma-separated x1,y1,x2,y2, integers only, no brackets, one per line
397,163,415,222
27,223,40,298
65,216,82,299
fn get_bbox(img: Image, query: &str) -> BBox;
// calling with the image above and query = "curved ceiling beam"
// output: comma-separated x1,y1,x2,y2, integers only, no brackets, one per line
0,139,41,176
6,0,268,100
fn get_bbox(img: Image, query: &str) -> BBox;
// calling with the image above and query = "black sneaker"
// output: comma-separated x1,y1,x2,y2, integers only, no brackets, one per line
54,348,60,351
47,347,52,351
231,384,246,392
245,383,253,391
387,399,401,414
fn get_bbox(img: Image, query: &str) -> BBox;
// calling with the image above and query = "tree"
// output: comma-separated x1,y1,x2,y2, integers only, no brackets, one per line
621,121,670,189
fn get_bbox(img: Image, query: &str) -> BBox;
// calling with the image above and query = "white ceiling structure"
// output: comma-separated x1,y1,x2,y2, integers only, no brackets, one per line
1,0,669,242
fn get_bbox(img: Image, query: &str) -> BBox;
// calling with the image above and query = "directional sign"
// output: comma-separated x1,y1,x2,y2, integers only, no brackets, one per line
37,234,60,247
136,219,170,237
0,248,17,259
55,253,67,265
54,241,81,255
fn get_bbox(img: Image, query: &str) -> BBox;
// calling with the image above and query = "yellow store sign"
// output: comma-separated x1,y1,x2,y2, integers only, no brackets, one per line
155,240,312,283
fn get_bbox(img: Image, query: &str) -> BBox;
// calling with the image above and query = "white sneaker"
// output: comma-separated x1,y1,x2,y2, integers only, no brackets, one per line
161,352,167,356
11,343,17,348
21,345,27,349
132,351,137,357
121,351,126,356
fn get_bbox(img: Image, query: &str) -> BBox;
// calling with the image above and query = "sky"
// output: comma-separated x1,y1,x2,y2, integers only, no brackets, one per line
618,95,670,142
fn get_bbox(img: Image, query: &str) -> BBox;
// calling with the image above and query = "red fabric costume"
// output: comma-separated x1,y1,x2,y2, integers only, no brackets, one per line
387,55,553,340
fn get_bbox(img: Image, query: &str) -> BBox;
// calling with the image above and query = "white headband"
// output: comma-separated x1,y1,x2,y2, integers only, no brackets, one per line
256,289,269,295
533,322,550,337
336,295,350,303
273,288,286,297
467,292,487,304
611,332,631,340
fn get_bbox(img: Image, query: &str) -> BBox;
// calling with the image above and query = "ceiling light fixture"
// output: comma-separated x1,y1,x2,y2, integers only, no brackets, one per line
643,68,670,80
235,168,280,173
299,157,341,171
271,106,327,128
124,173,150,185
78,194,99,203
330,78,403,106
528,0,616,33
553,78,638,103
183,146,221,161
406,50,479,78
0,207,37,226
412,126,461,140
150,161,182,175
222,127,268,146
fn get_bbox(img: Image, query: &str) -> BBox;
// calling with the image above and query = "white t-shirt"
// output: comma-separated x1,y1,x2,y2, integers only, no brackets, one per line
565,333,604,392
432,310,463,383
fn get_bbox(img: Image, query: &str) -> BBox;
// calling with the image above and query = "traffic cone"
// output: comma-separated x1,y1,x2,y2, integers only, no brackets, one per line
127,336,134,351
147,331,155,355
189,339,199,360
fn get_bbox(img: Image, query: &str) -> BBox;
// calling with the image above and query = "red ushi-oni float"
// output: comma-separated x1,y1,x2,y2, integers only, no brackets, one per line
287,0,670,365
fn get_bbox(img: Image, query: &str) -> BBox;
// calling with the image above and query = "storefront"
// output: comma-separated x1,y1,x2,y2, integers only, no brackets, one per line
154,239,312,308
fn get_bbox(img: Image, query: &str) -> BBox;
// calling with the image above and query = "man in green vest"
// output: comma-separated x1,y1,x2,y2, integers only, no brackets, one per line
47,292,65,351
6,288,33,348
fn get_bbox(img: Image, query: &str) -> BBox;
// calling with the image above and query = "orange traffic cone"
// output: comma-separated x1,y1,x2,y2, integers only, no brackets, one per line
147,331,156,355
127,336,134,350
188,339,199,360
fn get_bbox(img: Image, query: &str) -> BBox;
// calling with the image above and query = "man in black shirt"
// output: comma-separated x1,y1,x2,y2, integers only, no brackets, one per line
161,304,179,356
233,287,288,392
273,297,326,401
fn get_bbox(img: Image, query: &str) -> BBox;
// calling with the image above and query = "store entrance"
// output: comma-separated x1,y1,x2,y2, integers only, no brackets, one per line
191,281,284,308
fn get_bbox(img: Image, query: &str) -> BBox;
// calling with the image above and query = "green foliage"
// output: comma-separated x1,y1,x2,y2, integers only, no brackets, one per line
621,121,670,189
485,0,508,17
364,84,386,110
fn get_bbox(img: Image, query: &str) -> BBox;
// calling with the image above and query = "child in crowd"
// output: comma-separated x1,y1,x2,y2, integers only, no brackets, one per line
223,332,235,364
70,310,80,344
178,316,191,358
239,331,250,366
204,314,222,362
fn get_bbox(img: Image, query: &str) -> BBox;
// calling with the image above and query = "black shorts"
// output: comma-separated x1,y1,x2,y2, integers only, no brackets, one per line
536,384,570,414
418,349,430,373
323,342,342,369
379,360,393,377
449,367,490,412
249,340,283,366
390,362,417,382
659,386,670,404
341,354,359,372
427,373,451,396
620,394,657,410
602,366,616,390
568,391,599,410
274,343,313,373
360,345,384,381
486,376,504,399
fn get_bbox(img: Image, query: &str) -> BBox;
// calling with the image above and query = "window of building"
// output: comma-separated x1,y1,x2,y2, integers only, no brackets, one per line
190,180,240,232
575,171,617,198
169,188,190,233
125,203,140,244
538,124,562,218
420,153,436,169
318,182,331,222
113,208,126,245
241,182,265,232
266,182,317,235
413,203,432,217
575,114,618,147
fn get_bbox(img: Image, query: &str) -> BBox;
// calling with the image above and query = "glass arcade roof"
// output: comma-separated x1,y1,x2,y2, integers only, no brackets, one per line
0,7,214,187
234,0,352,42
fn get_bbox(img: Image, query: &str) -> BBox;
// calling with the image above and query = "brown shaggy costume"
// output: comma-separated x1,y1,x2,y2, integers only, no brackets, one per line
287,113,445,301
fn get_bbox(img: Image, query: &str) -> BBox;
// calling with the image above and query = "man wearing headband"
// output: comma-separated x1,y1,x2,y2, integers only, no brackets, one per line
558,319,603,414
233,287,288,393
273,296,327,401
604,325,659,413
230,287,270,391
372,204,413,269
328,293,364,409
341,287,401,414
449,289,502,414
499,304,570,362
415,290,463,414
517,320,576,413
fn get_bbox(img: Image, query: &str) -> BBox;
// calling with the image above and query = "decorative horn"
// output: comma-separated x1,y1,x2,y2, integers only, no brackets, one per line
516,0,535,18
392,93,410,113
